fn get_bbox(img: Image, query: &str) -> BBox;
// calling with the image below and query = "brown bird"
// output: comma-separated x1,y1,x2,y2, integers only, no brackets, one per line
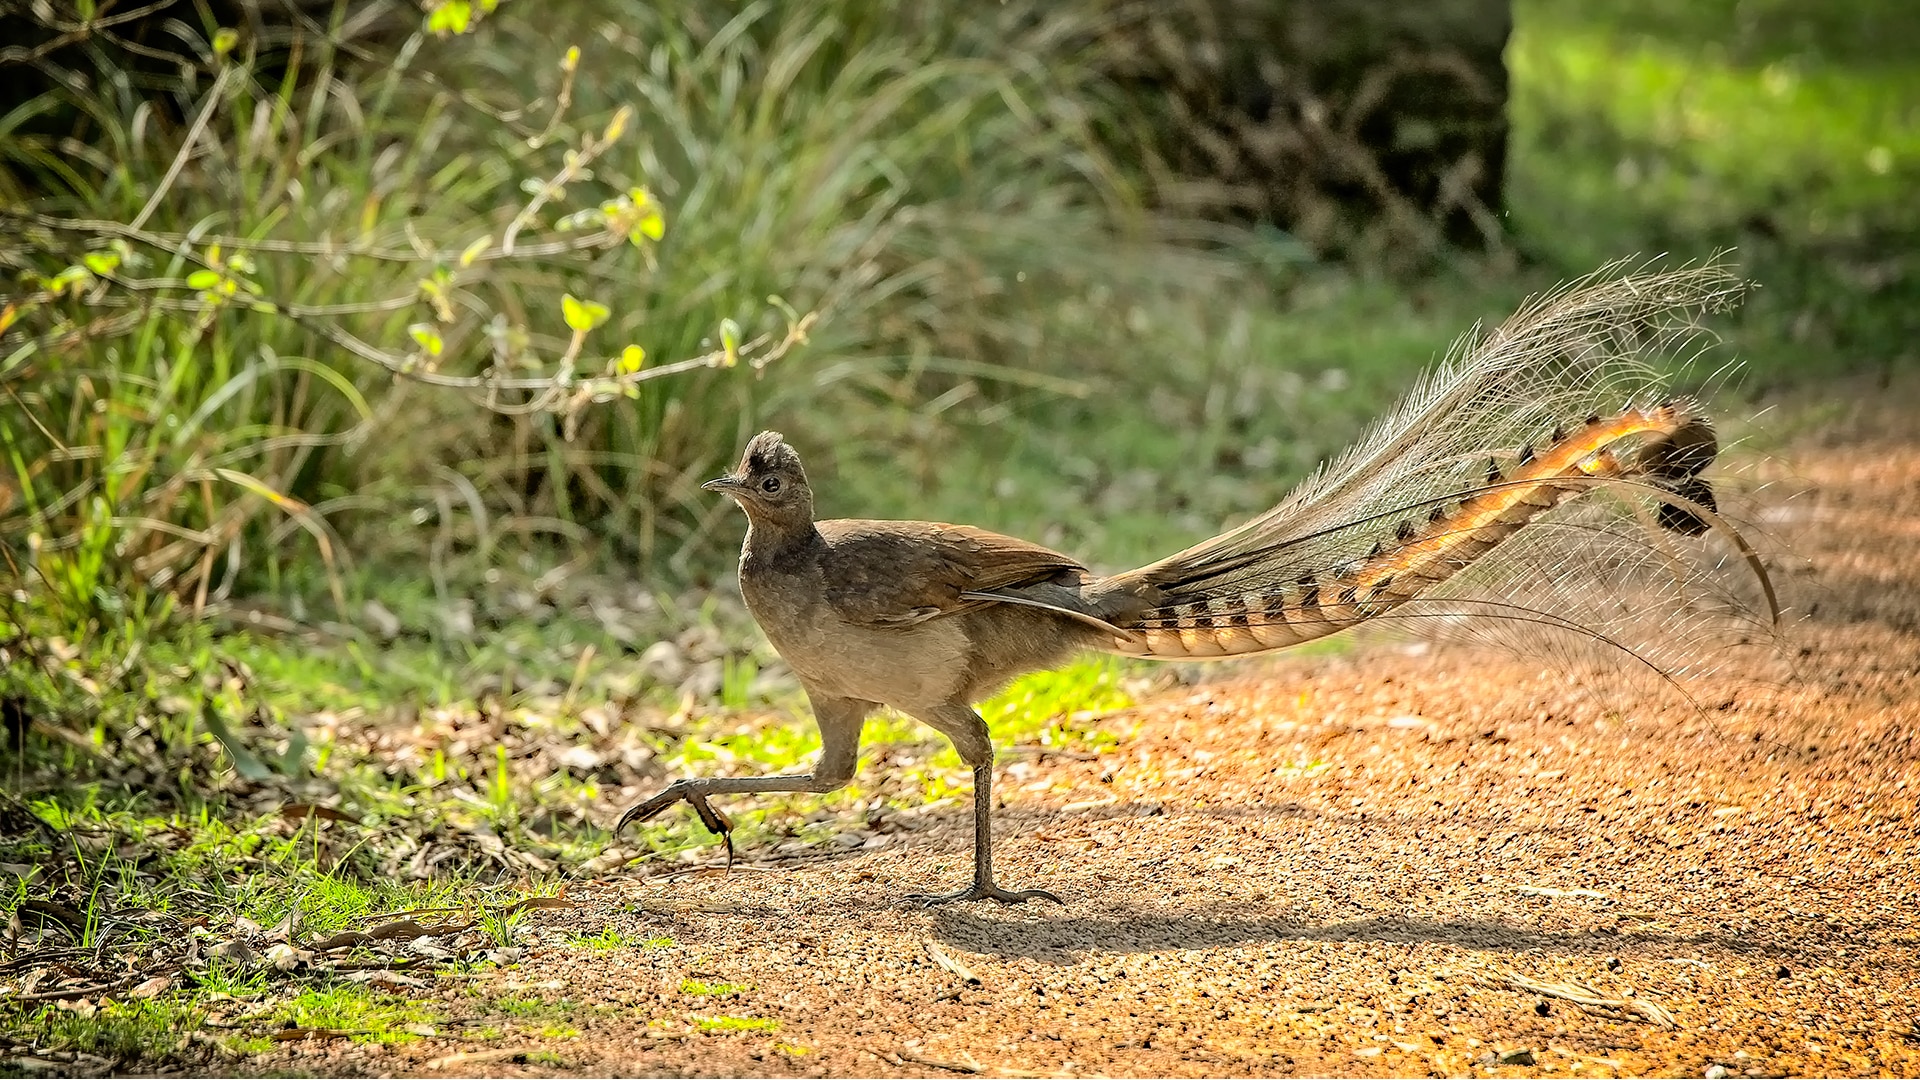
616,262,1781,905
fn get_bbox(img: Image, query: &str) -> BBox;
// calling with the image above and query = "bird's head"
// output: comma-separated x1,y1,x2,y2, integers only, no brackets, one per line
704,430,815,527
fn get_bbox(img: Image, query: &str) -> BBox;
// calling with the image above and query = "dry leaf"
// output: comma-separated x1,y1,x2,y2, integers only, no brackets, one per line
280,804,360,824
127,976,172,999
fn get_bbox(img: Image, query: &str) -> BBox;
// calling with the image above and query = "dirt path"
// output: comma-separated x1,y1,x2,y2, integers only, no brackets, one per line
324,382,1919,1078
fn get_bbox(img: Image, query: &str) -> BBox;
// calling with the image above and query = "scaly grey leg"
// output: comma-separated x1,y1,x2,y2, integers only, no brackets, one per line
904,705,1063,906
616,694,871,864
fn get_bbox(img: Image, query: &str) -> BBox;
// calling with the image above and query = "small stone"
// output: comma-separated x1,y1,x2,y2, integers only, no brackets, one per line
579,849,631,875
636,640,688,684
361,598,402,640
1605,956,1623,972
265,943,305,971
1705,1065,1730,1079
1774,964,1791,979
1533,999,1551,1016
1498,1048,1536,1066
208,938,255,965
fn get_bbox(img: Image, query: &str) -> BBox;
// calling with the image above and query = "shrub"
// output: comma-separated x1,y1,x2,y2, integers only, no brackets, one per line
0,0,1213,619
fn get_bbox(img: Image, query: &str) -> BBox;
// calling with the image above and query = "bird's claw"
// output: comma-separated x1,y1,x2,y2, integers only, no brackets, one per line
616,780,736,870
908,882,1064,907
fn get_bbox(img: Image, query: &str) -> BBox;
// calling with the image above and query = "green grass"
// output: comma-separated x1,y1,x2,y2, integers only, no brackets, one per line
568,926,656,951
681,978,754,997
696,1014,780,1034
267,984,439,1044
5,999,203,1062
1510,0,1920,383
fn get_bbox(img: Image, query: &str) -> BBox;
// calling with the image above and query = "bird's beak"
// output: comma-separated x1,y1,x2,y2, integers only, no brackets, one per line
702,475,744,493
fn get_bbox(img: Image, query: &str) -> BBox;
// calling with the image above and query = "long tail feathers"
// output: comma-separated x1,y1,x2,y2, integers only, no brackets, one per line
1085,259,1779,666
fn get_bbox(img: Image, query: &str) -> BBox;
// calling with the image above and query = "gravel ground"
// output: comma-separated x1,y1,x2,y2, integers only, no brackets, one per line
299,382,1919,1079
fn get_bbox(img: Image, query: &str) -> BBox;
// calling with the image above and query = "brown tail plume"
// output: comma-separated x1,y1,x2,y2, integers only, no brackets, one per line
1078,260,1779,669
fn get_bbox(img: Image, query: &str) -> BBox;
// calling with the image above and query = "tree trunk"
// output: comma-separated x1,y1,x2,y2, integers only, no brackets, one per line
1097,0,1512,252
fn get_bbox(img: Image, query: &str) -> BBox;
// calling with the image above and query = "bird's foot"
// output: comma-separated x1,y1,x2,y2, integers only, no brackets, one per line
907,880,1063,907
615,780,736,869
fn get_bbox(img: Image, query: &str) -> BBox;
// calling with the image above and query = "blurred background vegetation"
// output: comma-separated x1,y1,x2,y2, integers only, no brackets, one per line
0,0,1914,1062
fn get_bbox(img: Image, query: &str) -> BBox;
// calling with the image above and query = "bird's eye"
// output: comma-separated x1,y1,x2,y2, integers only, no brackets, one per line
760,476,782,494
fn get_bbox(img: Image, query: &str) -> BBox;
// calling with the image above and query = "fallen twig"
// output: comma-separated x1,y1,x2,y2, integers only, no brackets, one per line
309,918,471,952
1489,972,1677,1028
896,1048,984,1074
926,941,982,985
424,1047,537,1070
271,1027,367,1042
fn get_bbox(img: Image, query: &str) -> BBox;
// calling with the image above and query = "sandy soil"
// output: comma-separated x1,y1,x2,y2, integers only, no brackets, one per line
311,380,1919,1079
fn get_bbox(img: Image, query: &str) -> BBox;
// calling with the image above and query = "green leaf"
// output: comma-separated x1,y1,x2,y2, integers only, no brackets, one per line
719,318,741,367
602,105,631,144
211,27,239,57
409,323,444,357
82,251,120,276
561,293,609,333
186,270,222,290
618,344,646,374
563,45,581,73
200,703,275,782
427,0,470,35
459,235,491,268
49,266,92,294
635,208,665,242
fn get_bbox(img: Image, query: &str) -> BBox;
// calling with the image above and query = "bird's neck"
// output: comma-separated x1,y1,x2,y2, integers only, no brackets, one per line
741,513,823,572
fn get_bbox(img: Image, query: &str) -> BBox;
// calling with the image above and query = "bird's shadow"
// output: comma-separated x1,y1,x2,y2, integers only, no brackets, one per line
920,905,1851,965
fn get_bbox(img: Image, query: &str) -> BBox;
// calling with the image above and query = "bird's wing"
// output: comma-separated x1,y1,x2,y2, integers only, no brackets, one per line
815,519,1089,629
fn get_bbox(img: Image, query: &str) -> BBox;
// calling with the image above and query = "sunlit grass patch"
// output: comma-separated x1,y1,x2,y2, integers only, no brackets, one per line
680,977,753,997
983,654,1134,745
567,926,654,951
696,1014,780,1033
268,983,439,1044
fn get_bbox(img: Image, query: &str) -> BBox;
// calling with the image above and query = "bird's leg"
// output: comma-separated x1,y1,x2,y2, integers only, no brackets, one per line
908,762,1064,907
614,695,870,866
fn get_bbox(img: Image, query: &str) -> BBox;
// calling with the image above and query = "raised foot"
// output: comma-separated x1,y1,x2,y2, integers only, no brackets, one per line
615,780,736,867
907,882,1064,907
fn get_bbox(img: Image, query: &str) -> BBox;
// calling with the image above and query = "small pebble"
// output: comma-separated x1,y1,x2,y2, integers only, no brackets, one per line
1498,1048,1536,1066
1705,1065,1730,1079
1774,964,1791,979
